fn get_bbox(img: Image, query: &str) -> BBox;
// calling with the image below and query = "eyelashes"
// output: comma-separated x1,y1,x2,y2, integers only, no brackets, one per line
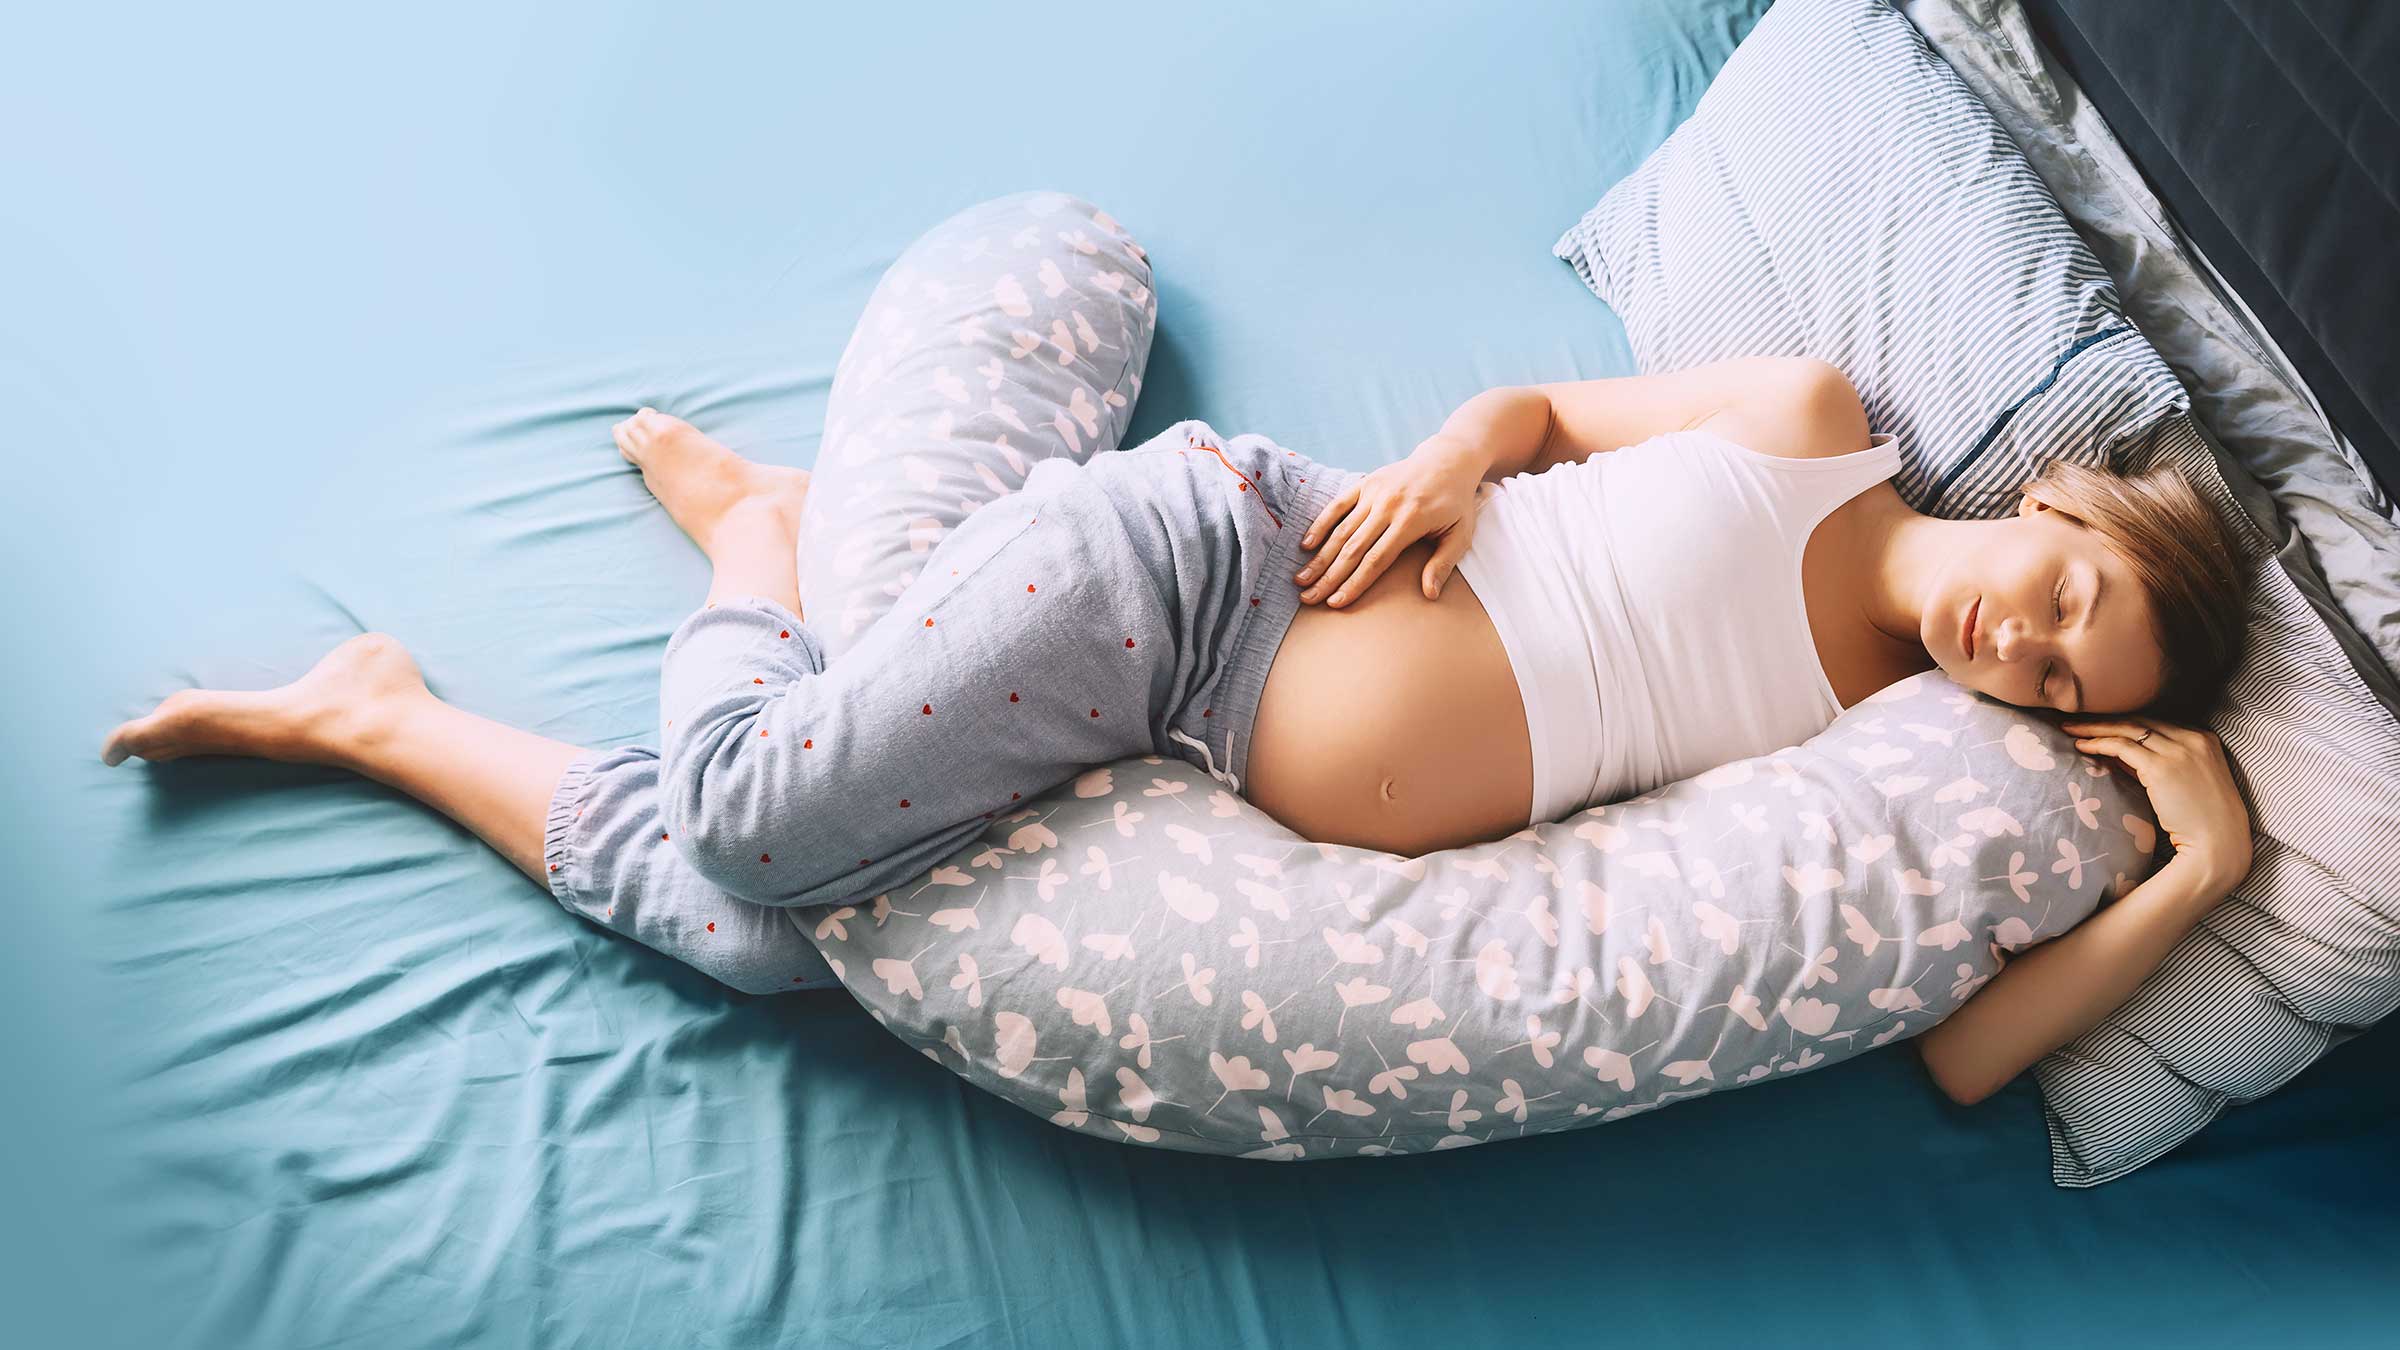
2045,574,2067,705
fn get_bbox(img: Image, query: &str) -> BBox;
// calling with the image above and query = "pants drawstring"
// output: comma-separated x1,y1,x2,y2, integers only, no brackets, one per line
1165,727,1240,792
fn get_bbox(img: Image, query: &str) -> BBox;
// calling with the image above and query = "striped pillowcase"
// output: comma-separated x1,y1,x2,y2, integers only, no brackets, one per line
1555,0,2400,1185
1554,0,2188,522
2036,414,2400,1186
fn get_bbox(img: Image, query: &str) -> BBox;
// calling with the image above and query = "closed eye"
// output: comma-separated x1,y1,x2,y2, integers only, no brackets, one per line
2047,574,2068,707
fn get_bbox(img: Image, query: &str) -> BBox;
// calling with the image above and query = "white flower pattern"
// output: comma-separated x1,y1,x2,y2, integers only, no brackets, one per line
820,670,2159,1159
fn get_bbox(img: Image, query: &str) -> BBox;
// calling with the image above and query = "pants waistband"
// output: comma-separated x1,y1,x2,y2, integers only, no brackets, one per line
1166,430,1366,791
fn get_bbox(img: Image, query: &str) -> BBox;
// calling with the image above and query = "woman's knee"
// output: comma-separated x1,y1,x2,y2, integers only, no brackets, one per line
663,772,812,907
913,193,1152,345
689,923,822,997
924,190,1151,275
658,747,903,910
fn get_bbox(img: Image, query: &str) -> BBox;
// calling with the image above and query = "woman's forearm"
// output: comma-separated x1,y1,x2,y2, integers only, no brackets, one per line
1917,853,2237,1105
1423,387,1557,482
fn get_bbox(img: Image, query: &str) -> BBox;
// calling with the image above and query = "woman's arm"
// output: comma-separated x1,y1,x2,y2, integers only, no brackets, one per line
1431,355,1866,483
1294,356,1869,606
1419,386,1554,482
1915,852,2236,1105
1916,715,2255,1106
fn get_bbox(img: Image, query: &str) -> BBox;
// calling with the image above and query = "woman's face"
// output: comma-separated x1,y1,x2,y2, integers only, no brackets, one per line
1925,498,2166,714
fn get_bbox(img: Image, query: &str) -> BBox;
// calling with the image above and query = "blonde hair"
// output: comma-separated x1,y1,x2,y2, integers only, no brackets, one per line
2017,458,2254,724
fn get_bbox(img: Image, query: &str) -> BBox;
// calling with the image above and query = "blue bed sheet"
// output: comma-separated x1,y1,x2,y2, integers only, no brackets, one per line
7,2,2395,1346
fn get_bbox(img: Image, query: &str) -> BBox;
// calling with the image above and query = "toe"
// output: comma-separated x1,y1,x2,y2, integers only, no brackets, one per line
615,415,657,462
633,403,691,437
102,709,166,766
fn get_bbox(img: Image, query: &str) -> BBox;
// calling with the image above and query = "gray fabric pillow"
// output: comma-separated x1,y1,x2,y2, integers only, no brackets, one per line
1551,0,2190,525
814,670,2159,1157
1551,0,2400,1185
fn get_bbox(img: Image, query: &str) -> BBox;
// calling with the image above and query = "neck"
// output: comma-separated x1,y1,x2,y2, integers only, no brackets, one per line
1855,492,1994,650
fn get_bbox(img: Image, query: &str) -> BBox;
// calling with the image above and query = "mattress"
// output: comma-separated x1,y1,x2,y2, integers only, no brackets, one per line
6,2,2394,1347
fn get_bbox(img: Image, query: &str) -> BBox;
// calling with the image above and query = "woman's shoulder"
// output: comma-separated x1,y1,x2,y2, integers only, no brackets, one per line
1690,360,1873,462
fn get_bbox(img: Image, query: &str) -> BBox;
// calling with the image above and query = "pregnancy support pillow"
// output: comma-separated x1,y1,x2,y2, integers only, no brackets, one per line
809,670,2159,1157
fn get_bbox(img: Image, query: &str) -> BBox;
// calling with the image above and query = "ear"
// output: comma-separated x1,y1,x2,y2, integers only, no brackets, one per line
2016,495,2050,518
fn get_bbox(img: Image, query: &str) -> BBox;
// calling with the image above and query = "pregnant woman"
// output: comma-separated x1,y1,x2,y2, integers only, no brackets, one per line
100,192,2256,986
1253,357,2254,853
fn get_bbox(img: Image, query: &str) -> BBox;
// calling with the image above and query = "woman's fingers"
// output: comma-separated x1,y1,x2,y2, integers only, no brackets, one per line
1327,523,1409,607
1299,459,1486,601
2059,717,2150,738
1422,524,1474,599
1301,484,1362,553
2062,717,2193,754
2069,734,2164,779
1297,501,1370,588
1305,507,1390,603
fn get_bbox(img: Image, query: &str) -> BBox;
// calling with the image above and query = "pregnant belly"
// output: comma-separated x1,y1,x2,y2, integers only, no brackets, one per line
1244,538,1534,854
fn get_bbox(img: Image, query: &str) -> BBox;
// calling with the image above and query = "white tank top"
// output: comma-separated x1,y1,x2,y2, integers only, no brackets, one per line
1452,426,1905,825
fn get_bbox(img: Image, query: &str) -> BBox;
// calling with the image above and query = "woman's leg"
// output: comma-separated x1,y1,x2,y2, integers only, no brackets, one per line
795,190,1156,659
101,407,811,883
612,405,812,619
100,631,835,995
627,417,1190,911
104,188,1161,992
101,633,579,884
100,420,842,995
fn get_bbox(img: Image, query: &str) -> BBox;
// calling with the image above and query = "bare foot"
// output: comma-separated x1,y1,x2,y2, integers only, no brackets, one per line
612,407,810,552
101,633,433,770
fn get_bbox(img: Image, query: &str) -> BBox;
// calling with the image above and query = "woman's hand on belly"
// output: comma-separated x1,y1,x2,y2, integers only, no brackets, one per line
1294,443,1490,606
1248,539,1534,854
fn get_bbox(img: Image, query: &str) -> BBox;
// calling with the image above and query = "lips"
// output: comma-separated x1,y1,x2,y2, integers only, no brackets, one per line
1963,597,1980,662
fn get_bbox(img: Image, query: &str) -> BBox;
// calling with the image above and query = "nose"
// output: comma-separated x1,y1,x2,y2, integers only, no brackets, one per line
1990,612,2056,666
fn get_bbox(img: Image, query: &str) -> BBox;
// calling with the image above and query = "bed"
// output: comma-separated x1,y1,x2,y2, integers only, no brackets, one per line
8,2,2394,1347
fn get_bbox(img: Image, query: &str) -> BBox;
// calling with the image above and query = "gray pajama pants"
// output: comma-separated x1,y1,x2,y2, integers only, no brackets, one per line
540,191,1362,994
